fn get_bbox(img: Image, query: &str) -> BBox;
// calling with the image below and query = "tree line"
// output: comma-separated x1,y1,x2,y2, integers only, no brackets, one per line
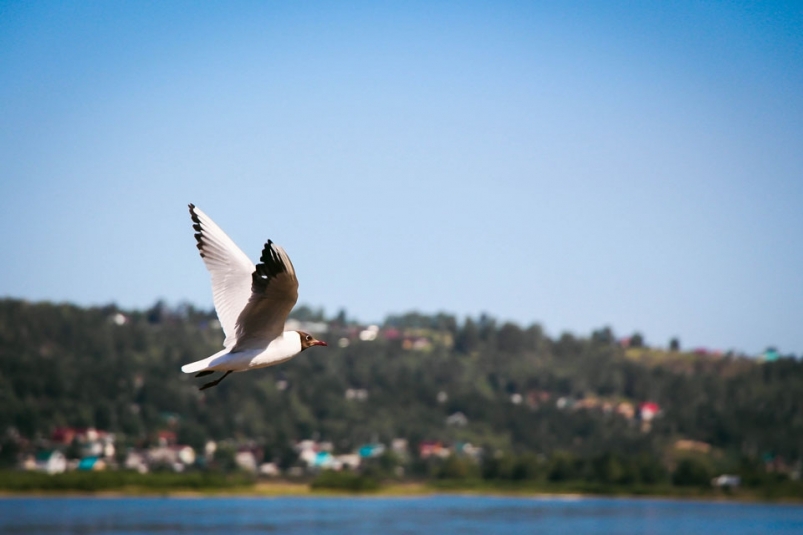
1,298,801,486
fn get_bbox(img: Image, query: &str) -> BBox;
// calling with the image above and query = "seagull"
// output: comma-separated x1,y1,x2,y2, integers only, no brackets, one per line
181,204,327,390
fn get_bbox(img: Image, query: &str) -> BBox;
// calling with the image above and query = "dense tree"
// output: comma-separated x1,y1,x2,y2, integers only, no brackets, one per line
672,458,713,487
0,298,801,477
630,333,645,348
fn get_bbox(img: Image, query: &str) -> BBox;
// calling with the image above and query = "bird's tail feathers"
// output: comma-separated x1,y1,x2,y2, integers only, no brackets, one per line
180,348,230,374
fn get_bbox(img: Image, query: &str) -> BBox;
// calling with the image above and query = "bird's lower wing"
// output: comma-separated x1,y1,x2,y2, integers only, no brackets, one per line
231,242,299,350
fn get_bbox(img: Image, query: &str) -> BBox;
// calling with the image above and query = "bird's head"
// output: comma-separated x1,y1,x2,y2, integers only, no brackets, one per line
297,331,328,350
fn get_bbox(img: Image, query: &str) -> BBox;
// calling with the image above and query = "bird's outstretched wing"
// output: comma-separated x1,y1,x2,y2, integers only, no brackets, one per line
189,204,255,347
231,240,299,350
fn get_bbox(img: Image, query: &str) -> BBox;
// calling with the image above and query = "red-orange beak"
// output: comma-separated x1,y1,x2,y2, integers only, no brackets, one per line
313,340,328,347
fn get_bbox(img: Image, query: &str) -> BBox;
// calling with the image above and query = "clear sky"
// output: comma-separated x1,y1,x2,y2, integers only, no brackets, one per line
1,1,801,355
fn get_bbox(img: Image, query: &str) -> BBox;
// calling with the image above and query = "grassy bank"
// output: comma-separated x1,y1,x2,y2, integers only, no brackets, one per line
0,470,256,494
1,471,801,502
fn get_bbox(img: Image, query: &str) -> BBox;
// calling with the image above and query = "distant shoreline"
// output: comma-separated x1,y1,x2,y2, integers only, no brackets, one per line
1,481,801,504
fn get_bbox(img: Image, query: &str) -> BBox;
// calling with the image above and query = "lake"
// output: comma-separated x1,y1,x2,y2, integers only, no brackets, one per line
1,495,802,534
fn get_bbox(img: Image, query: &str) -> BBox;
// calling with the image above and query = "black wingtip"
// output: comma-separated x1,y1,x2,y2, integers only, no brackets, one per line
189,205,204,256
252,240,288,292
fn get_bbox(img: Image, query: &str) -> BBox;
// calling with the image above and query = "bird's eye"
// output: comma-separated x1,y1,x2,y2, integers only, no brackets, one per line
306,335,311,341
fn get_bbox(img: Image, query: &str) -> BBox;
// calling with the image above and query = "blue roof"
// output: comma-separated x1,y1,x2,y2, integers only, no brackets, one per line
78,456,99,470
313,451,333,466
763,349,780,361
358,444,382,458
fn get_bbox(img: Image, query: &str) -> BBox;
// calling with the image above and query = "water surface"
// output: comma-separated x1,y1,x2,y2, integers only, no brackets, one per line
1,495,802,534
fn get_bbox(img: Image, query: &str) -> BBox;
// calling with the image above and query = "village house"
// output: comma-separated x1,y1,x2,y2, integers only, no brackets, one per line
146,444,197,472
419,441,451,460
33,450,67,474
358,443,385,458
712,474,741,488
446,412,468,427
235,450,258,473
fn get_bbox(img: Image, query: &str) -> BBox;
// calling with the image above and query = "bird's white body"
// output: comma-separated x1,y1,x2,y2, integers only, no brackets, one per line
181,331,303,374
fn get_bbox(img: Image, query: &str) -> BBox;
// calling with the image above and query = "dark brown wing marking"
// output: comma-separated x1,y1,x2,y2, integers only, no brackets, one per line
230,239,299,350
253,240,290,293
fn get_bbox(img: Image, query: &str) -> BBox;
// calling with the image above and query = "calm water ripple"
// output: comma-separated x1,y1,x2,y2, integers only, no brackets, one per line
1,495,802,535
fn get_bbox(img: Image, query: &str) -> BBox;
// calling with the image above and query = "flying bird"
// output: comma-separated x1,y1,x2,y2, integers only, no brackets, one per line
181,204,327,390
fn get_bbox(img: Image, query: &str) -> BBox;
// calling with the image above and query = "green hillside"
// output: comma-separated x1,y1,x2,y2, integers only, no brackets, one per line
1,298,801,493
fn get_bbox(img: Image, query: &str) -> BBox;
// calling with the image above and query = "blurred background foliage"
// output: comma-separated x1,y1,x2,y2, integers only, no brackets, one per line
1,298,801,486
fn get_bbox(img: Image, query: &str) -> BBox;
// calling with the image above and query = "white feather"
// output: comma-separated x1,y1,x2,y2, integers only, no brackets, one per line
189,205,255,348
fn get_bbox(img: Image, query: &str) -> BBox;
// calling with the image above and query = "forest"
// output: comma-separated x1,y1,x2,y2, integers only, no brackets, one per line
0,298,801,494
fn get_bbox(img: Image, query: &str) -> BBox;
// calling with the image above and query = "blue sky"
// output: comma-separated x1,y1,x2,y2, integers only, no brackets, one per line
1,1,801,355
